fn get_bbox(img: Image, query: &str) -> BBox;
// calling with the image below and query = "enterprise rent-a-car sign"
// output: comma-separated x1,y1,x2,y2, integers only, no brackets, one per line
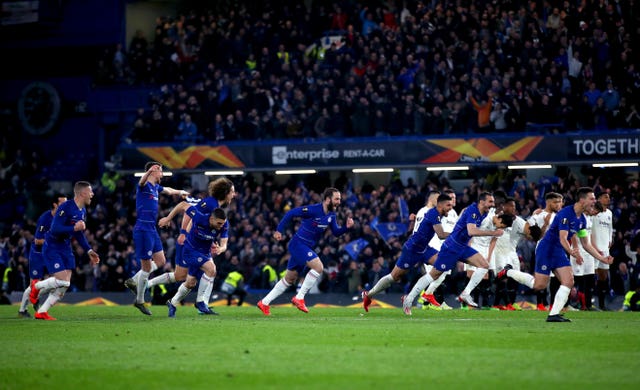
271,145,386,165
120,131,640,171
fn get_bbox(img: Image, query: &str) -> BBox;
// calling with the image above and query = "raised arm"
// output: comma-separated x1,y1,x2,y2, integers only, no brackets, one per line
158,201,190,228
138,164,159,187
161,186,190,197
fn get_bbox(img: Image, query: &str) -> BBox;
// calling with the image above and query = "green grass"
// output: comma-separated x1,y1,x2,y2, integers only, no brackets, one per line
1,304,639,389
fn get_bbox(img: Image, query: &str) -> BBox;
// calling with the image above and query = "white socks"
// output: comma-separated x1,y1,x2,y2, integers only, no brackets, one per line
19,286,31,312
405,272,435,306
262,278,291,305
196,274,214,303
367,274,395,297
203,275,214,304
171,283,192,306
549,285,571,316
296,269,320,300
147,272,176,288
462,268,488,296
37,285,69,313
425,272,447,295
136,270,150,303
35,277,66,295
132,262,159,282
506,269,535,289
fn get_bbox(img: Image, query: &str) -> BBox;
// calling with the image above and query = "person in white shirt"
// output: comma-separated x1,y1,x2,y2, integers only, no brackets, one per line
490,102,509,131
591,192,614,310
463,190,509,308
492,197,528,310
567,43,583,79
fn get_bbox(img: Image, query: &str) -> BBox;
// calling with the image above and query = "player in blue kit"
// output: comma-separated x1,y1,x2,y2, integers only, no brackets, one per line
257,187,354,315
150,177,235,313
401,191,505,314
29,181,100,320
165,206,229,317
497,187,613,322
361,194,453,314
18,194,67,317
124,162,189,315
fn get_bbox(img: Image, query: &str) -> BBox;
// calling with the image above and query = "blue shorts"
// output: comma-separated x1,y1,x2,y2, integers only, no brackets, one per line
433,239,478,272
534,241,570,275
28,250,47,279
134,229,163,261
395,247,438,270
287,238,317,274
174,243,199,277
43,242,75,273
175,242,184,264
178,245,212,277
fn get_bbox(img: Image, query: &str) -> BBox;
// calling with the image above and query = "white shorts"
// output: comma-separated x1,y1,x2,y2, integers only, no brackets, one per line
492,250,520,272
465,245,490,272
595,248,610,270
429,239,444,252
571,252,595,276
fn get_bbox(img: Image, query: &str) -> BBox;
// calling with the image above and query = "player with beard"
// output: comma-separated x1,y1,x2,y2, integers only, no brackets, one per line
257,188,354,315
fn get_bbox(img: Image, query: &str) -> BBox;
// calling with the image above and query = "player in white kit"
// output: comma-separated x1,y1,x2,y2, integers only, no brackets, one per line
464,190,509,308
492,197,527,310
591,192,613,310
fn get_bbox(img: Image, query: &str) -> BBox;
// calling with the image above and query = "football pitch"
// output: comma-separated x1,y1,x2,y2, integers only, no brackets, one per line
1,304,638,389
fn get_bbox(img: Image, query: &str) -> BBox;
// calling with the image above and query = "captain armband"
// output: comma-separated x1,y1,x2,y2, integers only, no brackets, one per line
577,229,588,238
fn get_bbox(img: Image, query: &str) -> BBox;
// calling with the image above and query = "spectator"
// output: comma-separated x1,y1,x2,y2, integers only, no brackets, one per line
602,81,621,112
468,90,493,133
176,113,198,143
490,102,509,131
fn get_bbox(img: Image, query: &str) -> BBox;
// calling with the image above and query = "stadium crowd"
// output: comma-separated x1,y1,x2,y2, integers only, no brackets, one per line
1,142,639,309
94,0,640,142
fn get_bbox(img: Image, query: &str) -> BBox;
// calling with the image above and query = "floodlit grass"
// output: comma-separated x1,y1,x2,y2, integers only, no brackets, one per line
1,304,639,389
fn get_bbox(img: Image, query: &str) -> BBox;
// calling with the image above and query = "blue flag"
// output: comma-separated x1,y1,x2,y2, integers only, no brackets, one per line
398,197,409,222
375,222,408,242
344,238,369,260
345,193,358,209
369,216,379,230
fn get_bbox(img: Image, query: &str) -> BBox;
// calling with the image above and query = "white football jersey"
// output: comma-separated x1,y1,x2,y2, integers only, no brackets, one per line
591,209,613,251
428,208,459,250
527,210,556,240
495,215,526,254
